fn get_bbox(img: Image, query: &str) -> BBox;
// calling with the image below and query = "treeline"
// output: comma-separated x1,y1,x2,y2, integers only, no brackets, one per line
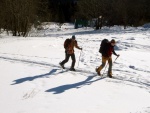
76,0,150,29
0,0,150,36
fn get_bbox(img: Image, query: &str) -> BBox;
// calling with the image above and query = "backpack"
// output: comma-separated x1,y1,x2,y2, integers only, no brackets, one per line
64,38,71,49
99,39,109,53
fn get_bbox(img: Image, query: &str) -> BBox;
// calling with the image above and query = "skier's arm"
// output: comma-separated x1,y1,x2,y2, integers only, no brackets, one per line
112,49,118,56
75,41,82,50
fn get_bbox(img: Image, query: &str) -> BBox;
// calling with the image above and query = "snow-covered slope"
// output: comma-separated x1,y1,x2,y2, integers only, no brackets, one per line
0,24,150,113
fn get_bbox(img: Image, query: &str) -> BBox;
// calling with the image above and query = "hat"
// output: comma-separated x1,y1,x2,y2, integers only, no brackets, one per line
111,39,116,43
72,35,76,39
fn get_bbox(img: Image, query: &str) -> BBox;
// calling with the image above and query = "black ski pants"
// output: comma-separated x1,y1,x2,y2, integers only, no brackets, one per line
61,51,76,68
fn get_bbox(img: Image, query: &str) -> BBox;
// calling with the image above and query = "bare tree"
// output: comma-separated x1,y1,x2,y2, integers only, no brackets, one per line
0,0,38,37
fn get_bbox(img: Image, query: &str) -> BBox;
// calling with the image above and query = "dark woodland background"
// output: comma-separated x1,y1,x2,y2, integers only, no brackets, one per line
0,0,150,36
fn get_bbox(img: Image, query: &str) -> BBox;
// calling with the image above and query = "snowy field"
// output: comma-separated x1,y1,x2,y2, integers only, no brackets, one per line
0,23,150,113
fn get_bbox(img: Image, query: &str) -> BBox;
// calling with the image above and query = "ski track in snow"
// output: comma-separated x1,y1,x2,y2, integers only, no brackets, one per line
0,34,150,92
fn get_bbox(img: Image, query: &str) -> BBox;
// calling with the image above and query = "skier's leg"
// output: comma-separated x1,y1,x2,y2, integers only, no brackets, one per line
60,51,70,66
97,56,107,72
70,53,76,70
108,57,112,77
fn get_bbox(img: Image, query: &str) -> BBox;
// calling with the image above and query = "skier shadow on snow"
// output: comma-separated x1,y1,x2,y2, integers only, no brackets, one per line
11,69,59,85
45,75,105,94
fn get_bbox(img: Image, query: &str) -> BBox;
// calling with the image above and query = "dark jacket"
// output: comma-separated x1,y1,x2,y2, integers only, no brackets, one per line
102,43,117,57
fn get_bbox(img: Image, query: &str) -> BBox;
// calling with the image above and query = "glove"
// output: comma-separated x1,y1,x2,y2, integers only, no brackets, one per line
117,54,120,57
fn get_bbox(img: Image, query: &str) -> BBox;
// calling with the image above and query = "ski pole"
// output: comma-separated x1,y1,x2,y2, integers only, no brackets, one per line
113,55,119,63
77,49,82,68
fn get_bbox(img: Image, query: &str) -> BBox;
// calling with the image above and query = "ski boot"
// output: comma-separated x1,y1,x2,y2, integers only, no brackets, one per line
59,62,65,69
69,68,76,71
107,72,112,78
95,67,101,76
